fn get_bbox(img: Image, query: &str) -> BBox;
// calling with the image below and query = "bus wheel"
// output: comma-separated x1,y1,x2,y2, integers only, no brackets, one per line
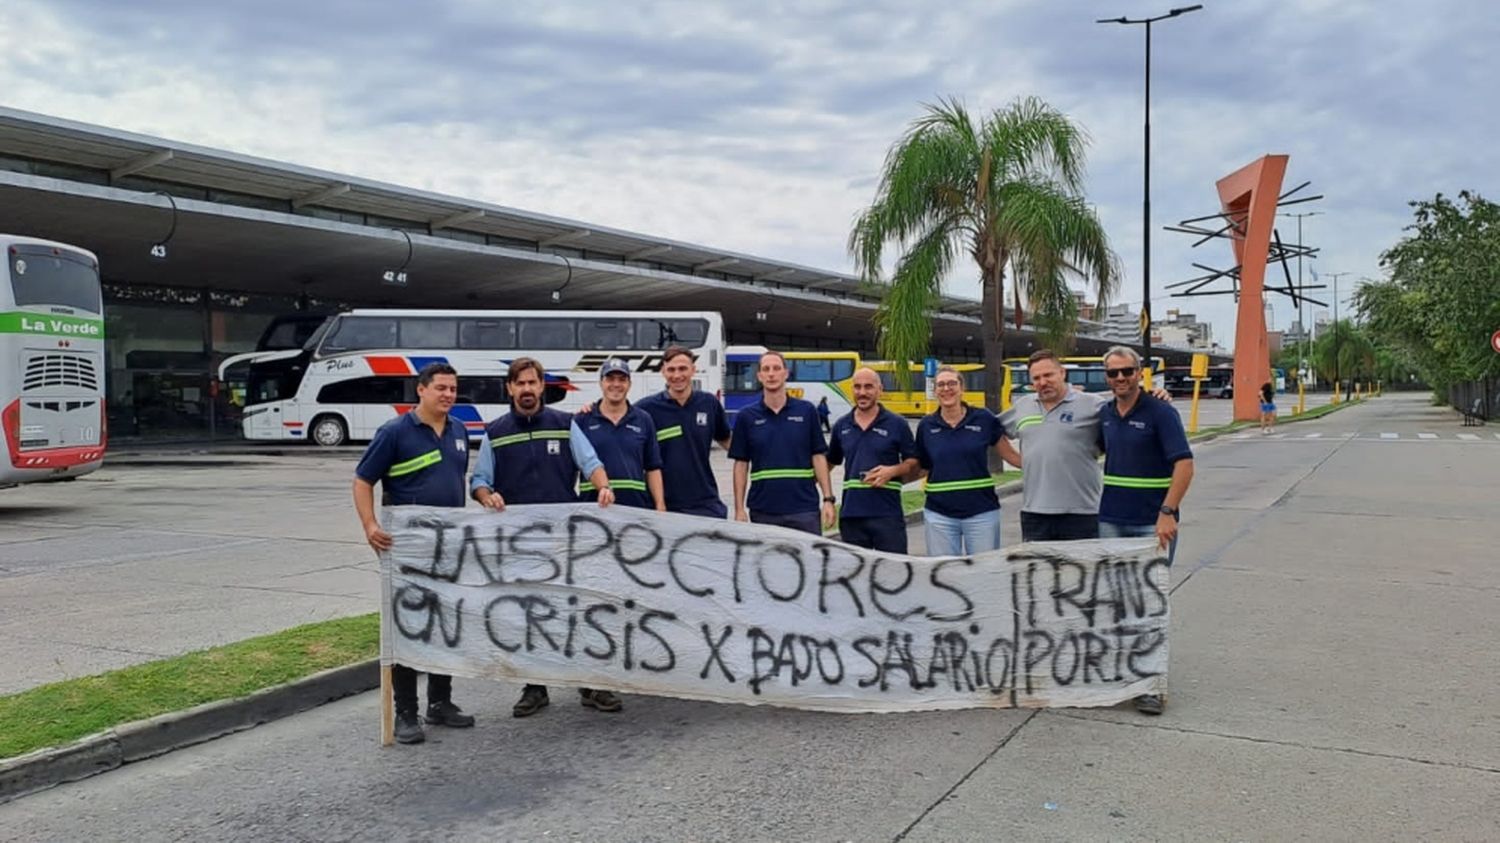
310,415,348,447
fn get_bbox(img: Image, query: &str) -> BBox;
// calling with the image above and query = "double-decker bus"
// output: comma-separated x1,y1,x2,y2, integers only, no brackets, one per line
1,235,106,488
867,361,987,416
229,309,724,446
1162,365,1234,398
724,346,858,426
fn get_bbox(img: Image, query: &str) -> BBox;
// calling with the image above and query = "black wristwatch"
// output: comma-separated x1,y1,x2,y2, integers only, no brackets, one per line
1159,505,1178,517
823,495,837,503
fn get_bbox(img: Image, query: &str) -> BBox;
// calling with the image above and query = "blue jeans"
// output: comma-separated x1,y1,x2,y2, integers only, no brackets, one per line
922,508,1001,556
1099,520,1178,566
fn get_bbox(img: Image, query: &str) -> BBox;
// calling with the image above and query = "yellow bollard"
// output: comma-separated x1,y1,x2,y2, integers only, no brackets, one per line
1188,379,1202,433
1296,380,1305,415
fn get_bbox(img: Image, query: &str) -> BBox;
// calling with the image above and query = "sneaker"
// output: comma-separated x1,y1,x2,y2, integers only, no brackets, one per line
1134,694,1165,716
512,684,550,718
425,700,476,728
394,712,426,744
579,688,623,712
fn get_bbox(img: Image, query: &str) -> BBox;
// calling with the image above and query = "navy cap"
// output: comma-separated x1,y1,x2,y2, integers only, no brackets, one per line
599,358,632,378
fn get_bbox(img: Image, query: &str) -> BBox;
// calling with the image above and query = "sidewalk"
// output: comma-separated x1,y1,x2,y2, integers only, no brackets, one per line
4,394,1496,839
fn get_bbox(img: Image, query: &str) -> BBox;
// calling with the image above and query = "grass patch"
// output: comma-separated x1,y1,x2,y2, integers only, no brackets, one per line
0,613,378,760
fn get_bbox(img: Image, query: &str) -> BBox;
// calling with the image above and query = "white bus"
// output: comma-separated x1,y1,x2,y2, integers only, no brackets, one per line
229,309,725,446
1,235,106,488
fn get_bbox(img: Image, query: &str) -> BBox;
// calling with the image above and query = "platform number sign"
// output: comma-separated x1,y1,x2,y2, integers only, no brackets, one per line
1491,329,1500,354
149,243,168,260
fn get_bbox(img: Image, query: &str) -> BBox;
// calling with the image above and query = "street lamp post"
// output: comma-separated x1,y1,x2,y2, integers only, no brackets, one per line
1325,271,1350,401
1098,4,1202,381
1280,210,1322,412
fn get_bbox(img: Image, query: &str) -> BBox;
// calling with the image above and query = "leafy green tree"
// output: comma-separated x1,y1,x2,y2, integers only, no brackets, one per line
849,97,1120,407
1312,320,1375,388
1359,191,1500,390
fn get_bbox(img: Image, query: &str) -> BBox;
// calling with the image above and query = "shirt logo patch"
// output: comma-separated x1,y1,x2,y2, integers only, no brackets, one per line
963,424,981,432
547,440,561,455
1060,412,1074,423
788,415,805,422
626,424,642,433
454,438,465,452
929,427,941,433
1130,420,1147,430
874,428,889,436
695,412,707,426
753,418,767,425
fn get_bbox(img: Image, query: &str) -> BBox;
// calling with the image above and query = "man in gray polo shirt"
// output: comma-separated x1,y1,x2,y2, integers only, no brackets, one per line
1001,349,1108,541
1002,349,1175,542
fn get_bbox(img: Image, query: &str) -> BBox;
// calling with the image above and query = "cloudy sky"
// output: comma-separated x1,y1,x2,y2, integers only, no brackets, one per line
3,0,1496,349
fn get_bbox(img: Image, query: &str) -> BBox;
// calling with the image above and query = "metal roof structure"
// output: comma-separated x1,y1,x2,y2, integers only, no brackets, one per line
0,106,1221,362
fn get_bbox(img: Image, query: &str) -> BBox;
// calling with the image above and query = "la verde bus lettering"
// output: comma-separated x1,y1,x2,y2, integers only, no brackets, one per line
0,313,105,337
380,504,1170,713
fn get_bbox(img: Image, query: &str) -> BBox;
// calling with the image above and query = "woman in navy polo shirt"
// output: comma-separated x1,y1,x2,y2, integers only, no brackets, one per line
915,365,1012,555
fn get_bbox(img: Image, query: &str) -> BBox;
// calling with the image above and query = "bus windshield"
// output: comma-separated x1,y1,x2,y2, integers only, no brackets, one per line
8,245,102,313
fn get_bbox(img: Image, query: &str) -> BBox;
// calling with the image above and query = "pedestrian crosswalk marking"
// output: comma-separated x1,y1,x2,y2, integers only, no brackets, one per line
1304,433,1323,439
1418,433,1437,439
1457,433,1480,441
1380,432,1398,439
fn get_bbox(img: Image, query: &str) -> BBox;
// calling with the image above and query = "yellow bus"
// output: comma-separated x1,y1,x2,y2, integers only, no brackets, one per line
868,361,991,416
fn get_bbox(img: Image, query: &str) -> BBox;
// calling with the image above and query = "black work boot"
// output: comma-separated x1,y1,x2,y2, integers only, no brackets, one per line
579,688,623,712
394,712,426,744
512,684,550,718
425,700,476,728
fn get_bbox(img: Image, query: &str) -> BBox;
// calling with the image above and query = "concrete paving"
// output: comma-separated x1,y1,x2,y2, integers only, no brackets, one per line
3,392,1497,839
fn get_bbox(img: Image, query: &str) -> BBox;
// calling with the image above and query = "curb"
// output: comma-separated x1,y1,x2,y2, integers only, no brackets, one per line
0,658,379,804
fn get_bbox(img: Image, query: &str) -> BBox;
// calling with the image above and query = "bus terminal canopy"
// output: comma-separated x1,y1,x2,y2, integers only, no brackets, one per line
0,106,1225,364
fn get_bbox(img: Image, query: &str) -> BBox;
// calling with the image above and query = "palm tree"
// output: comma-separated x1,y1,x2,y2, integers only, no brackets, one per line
849,96,1121,408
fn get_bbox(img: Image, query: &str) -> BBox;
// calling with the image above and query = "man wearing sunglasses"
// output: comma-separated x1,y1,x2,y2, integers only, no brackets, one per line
1001,349,1174,542
1097,345,1193,716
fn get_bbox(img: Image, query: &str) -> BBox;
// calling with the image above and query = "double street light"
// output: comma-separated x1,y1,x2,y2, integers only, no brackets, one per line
1280,210,1322,409
1098,4,1202,378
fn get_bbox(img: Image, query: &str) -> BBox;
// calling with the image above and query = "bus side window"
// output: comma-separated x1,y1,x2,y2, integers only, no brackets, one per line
831,359,855,381
400,318,458,349
518,319,577,350
460,320,516,350
579,320,635,350
323,317,397,352
458,376,509,406
317,376,411,405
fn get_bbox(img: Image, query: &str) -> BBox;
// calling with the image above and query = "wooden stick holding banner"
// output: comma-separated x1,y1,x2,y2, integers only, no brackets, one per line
377,504,1169,731
379,543,396,747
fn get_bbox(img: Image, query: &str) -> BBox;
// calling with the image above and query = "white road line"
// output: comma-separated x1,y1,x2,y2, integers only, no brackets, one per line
1418,433,1438,439
1380,432,1399,439
1494,433,1500,440
1457,433,1480,441
1304,433,1323,439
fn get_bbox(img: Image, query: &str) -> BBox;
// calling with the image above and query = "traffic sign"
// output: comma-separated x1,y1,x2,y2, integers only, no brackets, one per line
1492,329,1500,354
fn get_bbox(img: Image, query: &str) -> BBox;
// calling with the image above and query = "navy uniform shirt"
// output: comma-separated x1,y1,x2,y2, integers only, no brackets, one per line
915,406,1004,519
575,403,662,509
827,405,916,519
1099,392,1192,525
727,395,827,515
354,410,470,507
637,389,730,512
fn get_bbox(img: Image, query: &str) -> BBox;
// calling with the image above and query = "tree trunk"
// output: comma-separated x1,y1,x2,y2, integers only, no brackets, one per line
980,258,1006,412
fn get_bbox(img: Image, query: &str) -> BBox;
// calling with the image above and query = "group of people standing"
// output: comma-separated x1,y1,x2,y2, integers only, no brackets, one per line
351,344,1194,744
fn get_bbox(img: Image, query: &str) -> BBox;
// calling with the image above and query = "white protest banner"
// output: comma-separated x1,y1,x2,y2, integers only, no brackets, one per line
379,504,1168,719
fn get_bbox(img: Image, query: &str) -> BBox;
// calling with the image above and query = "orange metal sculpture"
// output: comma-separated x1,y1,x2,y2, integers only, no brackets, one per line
1215,155,1288,422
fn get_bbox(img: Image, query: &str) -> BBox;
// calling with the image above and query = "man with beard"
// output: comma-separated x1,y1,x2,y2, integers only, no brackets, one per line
469,357,621,717
827,366,918,553
352,362,476,745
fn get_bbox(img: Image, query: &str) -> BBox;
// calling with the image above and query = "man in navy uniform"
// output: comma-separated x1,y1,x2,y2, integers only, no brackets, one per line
469,356,622,717
729,350,837,534
1097,345,1194,716
352,361,477,745
827,367,918,553
575,358,666,510
636,345,732,517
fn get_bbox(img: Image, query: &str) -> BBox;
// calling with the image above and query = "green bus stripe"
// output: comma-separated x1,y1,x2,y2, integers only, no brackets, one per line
1102,474,1173,489
387,449,442,478
0,312,105,338
656,425,684,441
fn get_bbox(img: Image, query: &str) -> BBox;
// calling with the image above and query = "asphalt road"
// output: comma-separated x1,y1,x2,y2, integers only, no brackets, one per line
3,392,1496,840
